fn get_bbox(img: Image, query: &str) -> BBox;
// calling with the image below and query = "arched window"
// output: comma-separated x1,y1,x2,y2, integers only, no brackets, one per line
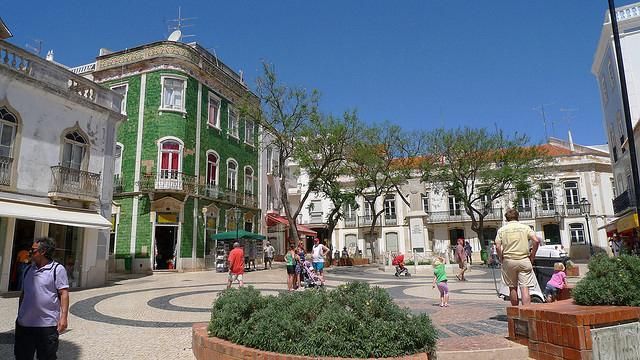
158,139,181,179
569,223,585,244
62,130,88,170
244,166,254,195
227,159,237,191
206,152,219,186
0,108,17,158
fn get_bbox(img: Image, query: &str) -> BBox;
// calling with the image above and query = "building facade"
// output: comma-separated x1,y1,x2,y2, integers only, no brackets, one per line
73,40,261,272
0,39,124,291
593,2,640,249
294,139,615,261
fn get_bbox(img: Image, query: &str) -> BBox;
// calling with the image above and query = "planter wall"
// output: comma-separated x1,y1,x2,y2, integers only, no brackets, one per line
193,323,429,360
507,300,640,360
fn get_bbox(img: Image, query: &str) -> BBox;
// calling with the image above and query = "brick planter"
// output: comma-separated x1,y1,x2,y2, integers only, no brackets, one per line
193,323,430,360
507,300,640,359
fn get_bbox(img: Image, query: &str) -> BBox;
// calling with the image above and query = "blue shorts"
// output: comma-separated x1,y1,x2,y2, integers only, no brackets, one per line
312,262,324,272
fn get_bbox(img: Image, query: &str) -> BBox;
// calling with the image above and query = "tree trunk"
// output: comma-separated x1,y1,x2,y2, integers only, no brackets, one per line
279,156,299,245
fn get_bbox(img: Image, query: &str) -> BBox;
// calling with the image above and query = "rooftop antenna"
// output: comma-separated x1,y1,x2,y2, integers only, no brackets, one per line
25,39,43,56
533,103,554,141
167,6,196,41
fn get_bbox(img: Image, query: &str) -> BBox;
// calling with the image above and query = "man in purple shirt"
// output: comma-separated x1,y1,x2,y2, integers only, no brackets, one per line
15,237,69,360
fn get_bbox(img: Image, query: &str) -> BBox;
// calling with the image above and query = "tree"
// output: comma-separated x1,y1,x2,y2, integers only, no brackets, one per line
421,127,549,249
242,62,319,244
346,123,420,261
296,111,362,244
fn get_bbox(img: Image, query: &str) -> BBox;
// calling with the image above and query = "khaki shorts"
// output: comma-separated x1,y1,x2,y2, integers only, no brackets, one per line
501,258,536,288
228,273,244,282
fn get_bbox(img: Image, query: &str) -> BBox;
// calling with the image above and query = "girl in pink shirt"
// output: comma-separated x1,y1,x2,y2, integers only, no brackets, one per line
544,262,567,302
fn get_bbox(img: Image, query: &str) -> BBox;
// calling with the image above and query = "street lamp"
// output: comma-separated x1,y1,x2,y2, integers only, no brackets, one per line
233,207,243,241
553,211,562,224
579,198,594,256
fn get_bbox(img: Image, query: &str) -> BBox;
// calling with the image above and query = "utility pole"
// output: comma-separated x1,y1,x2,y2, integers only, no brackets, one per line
608,0,640,215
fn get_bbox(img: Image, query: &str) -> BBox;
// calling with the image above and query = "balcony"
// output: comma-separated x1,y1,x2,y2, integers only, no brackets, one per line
426,208,503,223
113,174,123,194
0,156,12,186
536,205,565,218
344,215,357,228
48,166,101,202
309,211,324,224
517,206,533,220
613,190,636,215
359,215,374,227
565,204,582,216
200,184,222,199
139,172,196,195
243,192,258,208
384,215,398,226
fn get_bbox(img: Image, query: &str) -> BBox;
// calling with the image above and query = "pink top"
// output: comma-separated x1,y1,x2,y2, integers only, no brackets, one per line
547,271,566,289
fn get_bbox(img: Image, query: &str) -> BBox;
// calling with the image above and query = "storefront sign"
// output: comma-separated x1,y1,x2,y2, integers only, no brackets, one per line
617,213,639,233
592,322,640,360
409,218,425,250
157,213,178,224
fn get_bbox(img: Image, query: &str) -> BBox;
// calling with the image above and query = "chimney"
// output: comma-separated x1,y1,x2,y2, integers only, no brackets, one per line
45,50,54,62
568,130,575,152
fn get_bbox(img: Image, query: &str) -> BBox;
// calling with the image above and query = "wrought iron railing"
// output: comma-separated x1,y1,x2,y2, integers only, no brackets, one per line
138,172,197,194
613,190,636,215
427,208,503,223
49,166,101,199
201,184,223,199
344,215,357,228
309,211,324,224
359,215,374,227
243,192,258,208
113,174,123,194
384,215,397,226
565,204,582,216
0,156,12,186
536,205,565,218
517,206,533,219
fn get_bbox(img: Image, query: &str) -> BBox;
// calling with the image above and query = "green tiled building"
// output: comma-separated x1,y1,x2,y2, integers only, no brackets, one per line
87,41,260,272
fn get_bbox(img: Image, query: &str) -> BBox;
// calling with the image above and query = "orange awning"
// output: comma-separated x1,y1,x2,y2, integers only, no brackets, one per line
296,224,317,237
265,214,317,236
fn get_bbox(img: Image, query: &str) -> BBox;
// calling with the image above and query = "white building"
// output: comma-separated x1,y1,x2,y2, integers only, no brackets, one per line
593,2,640,240
0,37,124,291
293,138,615,261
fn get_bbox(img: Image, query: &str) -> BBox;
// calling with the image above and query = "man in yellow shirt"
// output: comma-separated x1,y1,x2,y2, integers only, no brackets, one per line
495,208,540,306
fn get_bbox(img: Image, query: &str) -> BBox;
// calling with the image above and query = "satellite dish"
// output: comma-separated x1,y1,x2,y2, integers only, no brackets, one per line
168,30,182,42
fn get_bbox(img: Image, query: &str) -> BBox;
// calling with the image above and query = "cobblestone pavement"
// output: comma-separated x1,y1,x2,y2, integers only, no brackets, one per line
0,264,521,359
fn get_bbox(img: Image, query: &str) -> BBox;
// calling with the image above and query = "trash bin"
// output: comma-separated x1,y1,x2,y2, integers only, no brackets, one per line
533,245,570,290
480,249,488,264
124,256,132,272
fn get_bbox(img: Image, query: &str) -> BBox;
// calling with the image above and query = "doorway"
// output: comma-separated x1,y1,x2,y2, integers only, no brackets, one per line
449,228,465,246
543,224,561,245
482,227,498,248
154,225,178,270
9,219,36,291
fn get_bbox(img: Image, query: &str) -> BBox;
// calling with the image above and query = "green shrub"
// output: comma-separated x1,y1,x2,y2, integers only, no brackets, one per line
573,255,640,307
404,260,431,265
208,282,438,358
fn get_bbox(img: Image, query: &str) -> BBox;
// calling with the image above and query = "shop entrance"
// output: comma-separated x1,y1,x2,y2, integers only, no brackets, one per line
543,224,561,245
9,219,36,291
154,225,178,270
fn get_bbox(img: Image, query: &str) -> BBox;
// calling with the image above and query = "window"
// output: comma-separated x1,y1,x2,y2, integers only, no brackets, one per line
617,111,625,145
266,147,273,174
518,195,531,209
569,223,585,244
114,143,123,179
207,151,220,189
244,166,254,195
244,119,254,146
564,181,580,213
448,195,462,215
479,194,492,210
227,159,237,191
421,193,429,213
611,178,617,198
600,74,608,104
160,76,186,112
0,108,17,158
62,131,87,170
540,183,555,211
364,199,373,219
266,184,273,209
228,108,239,138
384,196,396,219
207,93,220,128
159,139,181,179
608,59,615,85
111,84,128,115
344,203,356,220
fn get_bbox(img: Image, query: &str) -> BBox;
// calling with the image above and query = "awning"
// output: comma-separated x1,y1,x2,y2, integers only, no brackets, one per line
212,230,266,241
265,214,317,236
0,199,112,229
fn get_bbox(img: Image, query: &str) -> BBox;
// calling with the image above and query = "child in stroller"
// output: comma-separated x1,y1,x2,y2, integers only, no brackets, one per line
301,260,323,288
392,254,411,277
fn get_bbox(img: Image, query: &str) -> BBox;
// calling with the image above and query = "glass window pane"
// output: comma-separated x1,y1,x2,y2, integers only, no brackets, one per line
0,124,13,146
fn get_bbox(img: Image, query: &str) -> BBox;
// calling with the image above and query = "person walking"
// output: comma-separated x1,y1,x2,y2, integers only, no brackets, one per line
227,242,245,289
263,241,275,269
455,238,467,281
464,240,473,265
609,233,622,257
495,208,541,306
311,237,329,286
284,244,298,291
432,256,449,307
14,237,69,360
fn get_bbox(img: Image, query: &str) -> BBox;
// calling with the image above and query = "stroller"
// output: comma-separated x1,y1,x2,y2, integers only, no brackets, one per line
392,254,411,277
300,260,323,288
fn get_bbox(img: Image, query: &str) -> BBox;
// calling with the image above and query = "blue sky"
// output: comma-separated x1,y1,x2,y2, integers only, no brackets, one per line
4,1,636,146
